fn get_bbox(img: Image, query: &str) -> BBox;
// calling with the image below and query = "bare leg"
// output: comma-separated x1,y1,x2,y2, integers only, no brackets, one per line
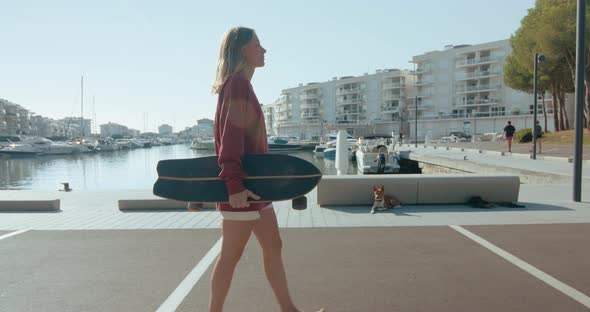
209,219,256,312
253,208,324,312
253,208,297,311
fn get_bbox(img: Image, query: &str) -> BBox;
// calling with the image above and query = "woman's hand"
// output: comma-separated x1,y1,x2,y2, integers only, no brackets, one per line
228,189,260,208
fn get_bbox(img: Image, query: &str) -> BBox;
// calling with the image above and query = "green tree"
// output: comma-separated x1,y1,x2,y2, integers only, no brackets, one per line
505,0,590,130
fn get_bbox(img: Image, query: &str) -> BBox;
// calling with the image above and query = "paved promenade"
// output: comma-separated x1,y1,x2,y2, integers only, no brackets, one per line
398,144,590,184
430,140,590,159
1,148,589,311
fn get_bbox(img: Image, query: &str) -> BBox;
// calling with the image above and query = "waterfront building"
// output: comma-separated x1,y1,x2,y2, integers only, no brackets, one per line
59,117,93,137
195,118,213,137
267,69,414,140
100,122,129,137
262,104,274,136
0,99,8,135
0,99,31,136
265,39,569,140
158,124,173,135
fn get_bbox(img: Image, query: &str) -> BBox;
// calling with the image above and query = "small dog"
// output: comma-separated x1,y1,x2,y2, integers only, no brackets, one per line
371,185,401,214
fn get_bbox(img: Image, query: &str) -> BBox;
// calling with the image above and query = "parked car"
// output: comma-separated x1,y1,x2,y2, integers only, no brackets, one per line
449,131,472,139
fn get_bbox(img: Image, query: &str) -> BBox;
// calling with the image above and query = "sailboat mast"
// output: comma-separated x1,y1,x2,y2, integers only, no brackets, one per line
93,96,96,135
81,76,84,137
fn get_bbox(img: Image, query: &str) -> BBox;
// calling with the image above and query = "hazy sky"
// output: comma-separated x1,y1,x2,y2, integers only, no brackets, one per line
1,0,535,133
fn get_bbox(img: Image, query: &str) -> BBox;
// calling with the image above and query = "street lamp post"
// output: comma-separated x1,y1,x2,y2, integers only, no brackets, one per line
410,61,418,148
415,93,418,148
532,53,545,160
573,0,586,202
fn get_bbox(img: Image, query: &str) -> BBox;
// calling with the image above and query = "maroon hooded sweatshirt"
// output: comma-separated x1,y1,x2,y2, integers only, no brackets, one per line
214,73,270,212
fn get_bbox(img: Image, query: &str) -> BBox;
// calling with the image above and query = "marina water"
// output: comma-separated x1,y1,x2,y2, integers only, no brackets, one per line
0,144,359,190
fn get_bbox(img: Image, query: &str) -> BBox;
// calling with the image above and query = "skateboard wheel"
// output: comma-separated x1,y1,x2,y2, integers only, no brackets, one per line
292,196,307,210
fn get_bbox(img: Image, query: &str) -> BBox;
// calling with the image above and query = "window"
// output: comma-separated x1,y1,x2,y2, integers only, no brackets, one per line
491,107,505,116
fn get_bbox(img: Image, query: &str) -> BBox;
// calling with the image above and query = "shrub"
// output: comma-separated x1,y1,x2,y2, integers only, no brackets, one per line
515,128,532,143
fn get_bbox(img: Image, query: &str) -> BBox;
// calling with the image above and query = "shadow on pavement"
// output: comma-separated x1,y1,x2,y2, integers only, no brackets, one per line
321,202,573,214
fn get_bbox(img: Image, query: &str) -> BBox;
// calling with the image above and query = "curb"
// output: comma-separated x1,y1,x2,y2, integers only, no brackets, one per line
427,144,589,164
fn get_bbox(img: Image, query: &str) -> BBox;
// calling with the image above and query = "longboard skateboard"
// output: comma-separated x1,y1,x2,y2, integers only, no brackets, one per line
153,154,322,210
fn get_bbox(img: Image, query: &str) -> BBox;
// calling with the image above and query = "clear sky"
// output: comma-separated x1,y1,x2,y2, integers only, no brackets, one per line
1,0,535,133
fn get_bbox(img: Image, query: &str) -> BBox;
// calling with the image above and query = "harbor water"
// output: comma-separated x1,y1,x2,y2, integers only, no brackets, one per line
0,144,360,191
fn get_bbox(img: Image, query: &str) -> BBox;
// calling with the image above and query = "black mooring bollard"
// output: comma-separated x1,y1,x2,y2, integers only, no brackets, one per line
292,196,307,210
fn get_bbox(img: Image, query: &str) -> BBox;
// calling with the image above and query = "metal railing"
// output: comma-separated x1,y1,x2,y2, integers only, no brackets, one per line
456,56,499,66
336,87,364,95
455,84,501,93
456,70,501,80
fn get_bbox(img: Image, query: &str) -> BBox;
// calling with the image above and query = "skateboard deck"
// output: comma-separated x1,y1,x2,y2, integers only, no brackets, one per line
153,154,322,207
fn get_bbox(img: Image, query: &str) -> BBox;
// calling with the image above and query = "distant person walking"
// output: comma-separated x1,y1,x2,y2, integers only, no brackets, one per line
534,120,543,154
503,121,516,153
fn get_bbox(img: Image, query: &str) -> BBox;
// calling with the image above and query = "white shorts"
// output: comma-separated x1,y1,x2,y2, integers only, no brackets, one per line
220,204,274,221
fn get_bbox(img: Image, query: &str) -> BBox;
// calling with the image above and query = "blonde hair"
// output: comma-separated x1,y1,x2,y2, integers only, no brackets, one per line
211,27,255,93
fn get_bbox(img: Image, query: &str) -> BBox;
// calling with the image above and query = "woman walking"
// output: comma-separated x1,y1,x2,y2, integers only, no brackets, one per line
209,26,324,312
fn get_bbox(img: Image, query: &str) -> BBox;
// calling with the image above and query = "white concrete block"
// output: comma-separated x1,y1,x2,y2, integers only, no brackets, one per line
0,200,60,212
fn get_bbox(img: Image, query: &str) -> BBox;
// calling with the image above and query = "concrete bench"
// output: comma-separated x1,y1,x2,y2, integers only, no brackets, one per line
317,174,520,206
0,200,61,212
118,199,215,211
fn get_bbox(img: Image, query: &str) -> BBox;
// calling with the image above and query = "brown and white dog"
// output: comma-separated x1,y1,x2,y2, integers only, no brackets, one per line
371,185,401,214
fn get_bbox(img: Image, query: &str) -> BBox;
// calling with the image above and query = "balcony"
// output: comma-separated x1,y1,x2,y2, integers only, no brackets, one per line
456,70,501,81
456,56,499,67
276,113,292,121
336,108,366,116
456,84,501,94
381,105,399,113
279,93,292,101
414,80,432,86
415,67,431,74
301,113,320,119
382,82,404,90
274,105,292,113
301,102,321,109
336,87,363,95
300,91,322,100
335,118,366,124
455,98,501,107
407,104,432,111
337,97,364,105
382,92,405,101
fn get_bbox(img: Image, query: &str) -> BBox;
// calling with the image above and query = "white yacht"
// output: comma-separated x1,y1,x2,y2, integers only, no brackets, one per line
316,139,356,160
0,143,38,157
190,137,215,150
96,139,118,151
355,135,400,174
19,136,83,155
114,139,136,149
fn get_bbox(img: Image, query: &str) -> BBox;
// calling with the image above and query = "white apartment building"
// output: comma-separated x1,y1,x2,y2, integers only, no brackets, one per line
262,104,274,135
1,98,102,138
0,99,31,136
190,118,214,137
59,117,92,137
100,122,129,137
270,69,414,140
266,39,561,140
158,124,173,135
